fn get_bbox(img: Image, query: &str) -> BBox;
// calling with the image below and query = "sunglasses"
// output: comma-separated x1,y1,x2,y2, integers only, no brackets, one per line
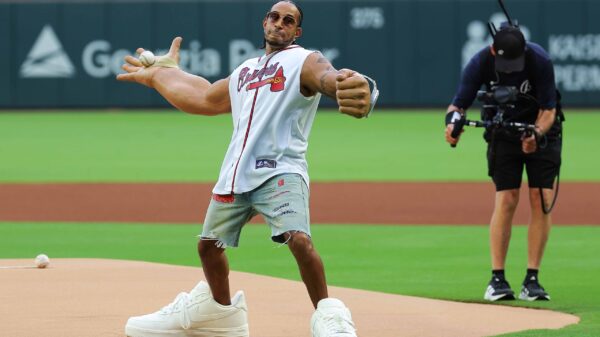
266,11,297,27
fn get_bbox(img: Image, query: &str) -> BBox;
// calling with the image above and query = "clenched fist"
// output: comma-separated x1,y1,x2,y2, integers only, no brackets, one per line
335,69,371,118
522,132,537,153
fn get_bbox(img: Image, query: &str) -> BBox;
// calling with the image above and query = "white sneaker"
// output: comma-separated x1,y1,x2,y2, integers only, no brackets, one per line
125,281,249,337
311,298,357,337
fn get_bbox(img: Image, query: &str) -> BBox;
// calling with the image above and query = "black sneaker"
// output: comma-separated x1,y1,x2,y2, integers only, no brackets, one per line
484,276,515,301
519,275,551,301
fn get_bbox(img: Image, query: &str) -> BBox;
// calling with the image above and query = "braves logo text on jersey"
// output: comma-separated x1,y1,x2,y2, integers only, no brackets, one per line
237,62,286,92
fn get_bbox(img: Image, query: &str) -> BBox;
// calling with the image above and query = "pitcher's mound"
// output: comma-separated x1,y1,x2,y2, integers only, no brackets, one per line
0,259,578,337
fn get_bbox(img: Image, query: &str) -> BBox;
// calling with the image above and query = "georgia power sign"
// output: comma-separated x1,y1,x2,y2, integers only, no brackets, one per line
19,25,340,80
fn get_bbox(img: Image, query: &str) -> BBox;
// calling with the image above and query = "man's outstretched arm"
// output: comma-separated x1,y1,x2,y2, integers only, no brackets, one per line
300,52,371,118
117,37,231,116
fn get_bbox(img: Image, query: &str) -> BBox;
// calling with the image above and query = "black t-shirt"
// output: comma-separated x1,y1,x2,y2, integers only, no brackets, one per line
452,42,557,127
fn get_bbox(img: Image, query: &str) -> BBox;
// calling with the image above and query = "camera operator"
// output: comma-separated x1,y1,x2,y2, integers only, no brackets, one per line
444,23,563,301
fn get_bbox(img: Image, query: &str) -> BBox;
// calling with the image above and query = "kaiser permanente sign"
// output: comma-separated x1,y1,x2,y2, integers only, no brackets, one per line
548,34,600,92
3,0,599,108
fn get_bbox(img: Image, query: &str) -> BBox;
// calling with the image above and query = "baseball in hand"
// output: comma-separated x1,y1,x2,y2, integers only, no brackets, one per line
139,50,156,67
35,254,50,269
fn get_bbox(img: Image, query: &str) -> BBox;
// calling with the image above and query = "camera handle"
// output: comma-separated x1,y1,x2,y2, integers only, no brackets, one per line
449,117,465,148
451,118,538,146
459,119,536,132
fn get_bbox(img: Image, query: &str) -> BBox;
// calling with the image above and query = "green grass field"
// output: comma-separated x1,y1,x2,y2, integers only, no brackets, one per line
0,110,599,182
1,110,599,336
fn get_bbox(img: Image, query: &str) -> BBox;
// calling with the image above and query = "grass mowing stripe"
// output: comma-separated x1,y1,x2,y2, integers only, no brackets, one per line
0,110,599,182
0,223,598,336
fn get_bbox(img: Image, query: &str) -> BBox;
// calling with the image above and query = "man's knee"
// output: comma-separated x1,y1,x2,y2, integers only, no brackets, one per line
197,239,225,259
286,231,314,253
529,188,554,212
496,189,520,212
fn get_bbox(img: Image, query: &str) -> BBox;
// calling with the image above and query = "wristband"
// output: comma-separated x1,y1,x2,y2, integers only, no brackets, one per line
154,55,179,69
362,74,379,118
445,111,462,125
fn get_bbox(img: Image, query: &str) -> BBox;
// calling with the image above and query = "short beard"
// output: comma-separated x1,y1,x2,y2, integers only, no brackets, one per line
264,35,294,49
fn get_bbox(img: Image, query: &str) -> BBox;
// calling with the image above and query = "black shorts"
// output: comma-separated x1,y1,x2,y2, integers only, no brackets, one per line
487,138,562,191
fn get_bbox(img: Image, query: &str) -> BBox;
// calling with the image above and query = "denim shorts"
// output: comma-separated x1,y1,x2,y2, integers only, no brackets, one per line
200,173,310,248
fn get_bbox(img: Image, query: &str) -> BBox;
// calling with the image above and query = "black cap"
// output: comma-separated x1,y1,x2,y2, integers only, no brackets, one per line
493,26,526,73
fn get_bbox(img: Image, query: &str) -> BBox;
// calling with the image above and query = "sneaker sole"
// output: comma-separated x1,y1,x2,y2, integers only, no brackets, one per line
126,324,249,337
519,293,550,301
484,286,515,301
484,292,515,301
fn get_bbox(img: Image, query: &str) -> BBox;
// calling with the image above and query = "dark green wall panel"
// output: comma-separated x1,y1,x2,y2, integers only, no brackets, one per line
3,0,600,108
0,4,10,106
416,1,460,105
14,3,61,107
106,3,153,107
62,3,106,107
392,1,418,105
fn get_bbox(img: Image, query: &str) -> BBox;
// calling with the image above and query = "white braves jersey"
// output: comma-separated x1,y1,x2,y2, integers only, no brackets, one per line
213,45,321,194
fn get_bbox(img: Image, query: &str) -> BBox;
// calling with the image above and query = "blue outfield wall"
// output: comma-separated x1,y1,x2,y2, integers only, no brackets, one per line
1,0,599,108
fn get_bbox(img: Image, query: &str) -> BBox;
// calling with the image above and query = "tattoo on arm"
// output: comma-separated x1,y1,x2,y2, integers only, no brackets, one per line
305,52,336,98
316,56,329,64
319,66,336,98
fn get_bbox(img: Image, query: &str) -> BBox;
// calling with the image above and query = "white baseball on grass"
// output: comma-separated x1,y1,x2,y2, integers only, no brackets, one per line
139,50,156,67
35,254,50,268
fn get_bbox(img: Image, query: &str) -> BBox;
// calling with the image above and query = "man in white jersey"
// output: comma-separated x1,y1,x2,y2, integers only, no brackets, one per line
117,1,372,336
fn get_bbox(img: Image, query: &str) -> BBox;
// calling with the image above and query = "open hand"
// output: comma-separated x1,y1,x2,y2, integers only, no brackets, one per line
116,37,182,88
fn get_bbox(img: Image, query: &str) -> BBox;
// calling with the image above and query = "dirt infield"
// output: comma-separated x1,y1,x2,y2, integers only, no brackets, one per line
0,259,579,337
0,182,591,336
0,182,598,224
